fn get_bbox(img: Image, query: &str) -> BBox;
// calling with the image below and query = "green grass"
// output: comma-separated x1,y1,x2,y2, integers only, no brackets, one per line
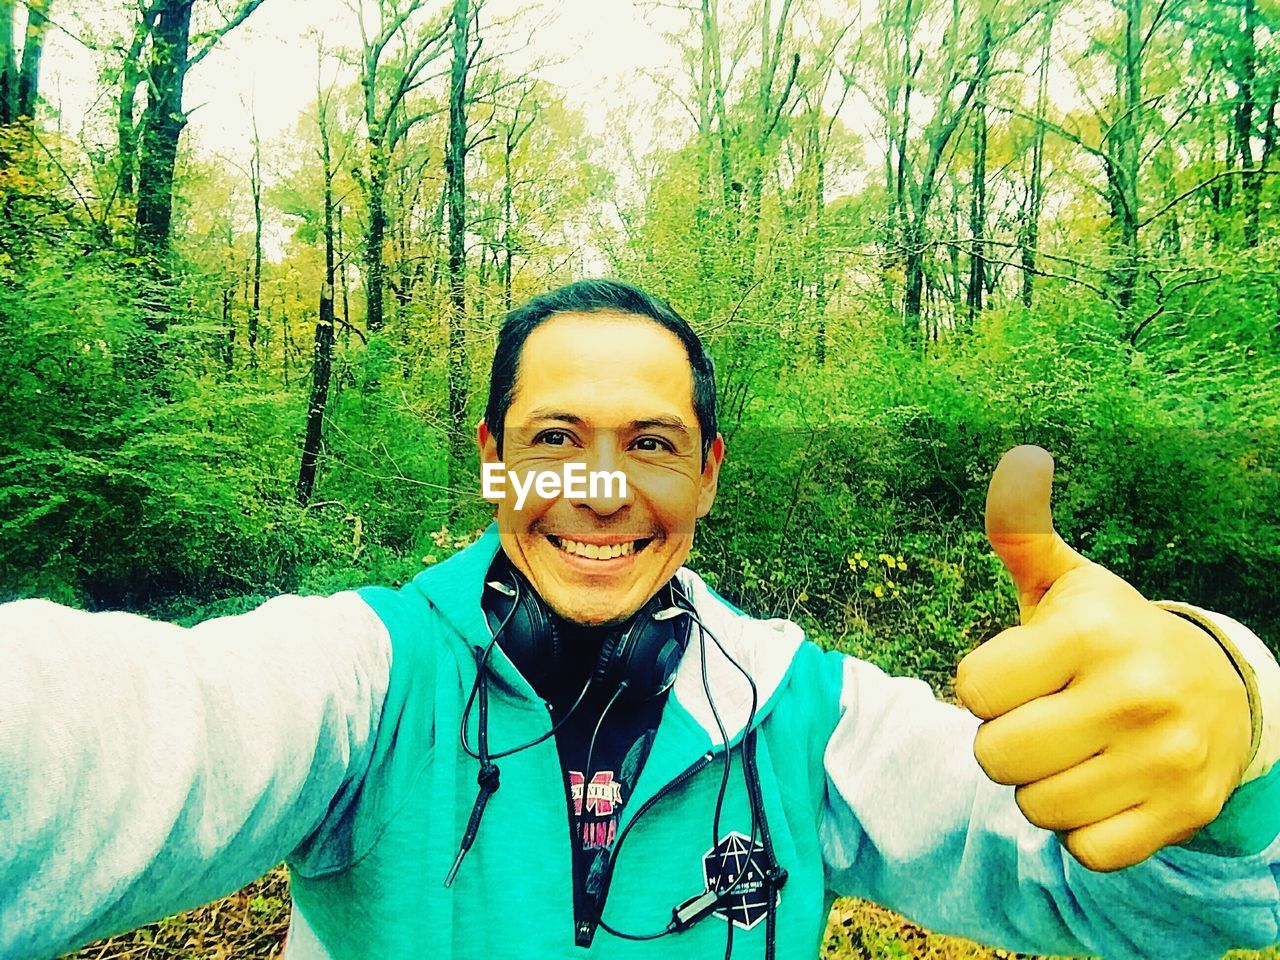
67,871,1280,958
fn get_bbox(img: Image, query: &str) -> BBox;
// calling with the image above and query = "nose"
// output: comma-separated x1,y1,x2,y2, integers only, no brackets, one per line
568,443,633,517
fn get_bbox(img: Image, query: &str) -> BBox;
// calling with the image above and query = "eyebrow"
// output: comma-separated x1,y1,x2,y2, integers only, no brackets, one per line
520,410,691,435
630,417,691,435
523,410,584,426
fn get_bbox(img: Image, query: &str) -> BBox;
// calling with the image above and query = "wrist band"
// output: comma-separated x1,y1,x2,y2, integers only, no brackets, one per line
1158,600,1263,779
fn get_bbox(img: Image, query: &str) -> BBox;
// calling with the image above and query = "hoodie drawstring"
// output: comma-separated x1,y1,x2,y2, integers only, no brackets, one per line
445,648,502,887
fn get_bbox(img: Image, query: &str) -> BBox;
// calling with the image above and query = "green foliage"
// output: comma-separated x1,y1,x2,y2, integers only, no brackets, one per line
4,0,1279,666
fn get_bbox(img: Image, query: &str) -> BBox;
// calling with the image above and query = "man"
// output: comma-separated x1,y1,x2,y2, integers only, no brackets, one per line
2,279,1278,960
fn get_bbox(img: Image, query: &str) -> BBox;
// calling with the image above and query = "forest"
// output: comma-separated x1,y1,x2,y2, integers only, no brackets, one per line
1,0,1278,956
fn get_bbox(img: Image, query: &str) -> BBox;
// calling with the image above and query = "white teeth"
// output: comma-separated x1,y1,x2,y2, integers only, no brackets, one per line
555,538,639,560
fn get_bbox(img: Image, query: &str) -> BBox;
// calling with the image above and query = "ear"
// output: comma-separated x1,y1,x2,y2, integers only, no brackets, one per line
477,420,501,466
477,420,506,506
695,434,726,518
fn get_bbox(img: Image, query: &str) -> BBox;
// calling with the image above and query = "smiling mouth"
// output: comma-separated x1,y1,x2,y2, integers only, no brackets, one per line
547,535,654,561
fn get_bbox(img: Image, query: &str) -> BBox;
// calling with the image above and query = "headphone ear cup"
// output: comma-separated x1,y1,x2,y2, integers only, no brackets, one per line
593,629,625,690
513,585,558,688
485,565,561,689
593,594,691,701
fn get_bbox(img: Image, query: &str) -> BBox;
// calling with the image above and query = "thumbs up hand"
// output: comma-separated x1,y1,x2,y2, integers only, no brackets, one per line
954,446,1252,872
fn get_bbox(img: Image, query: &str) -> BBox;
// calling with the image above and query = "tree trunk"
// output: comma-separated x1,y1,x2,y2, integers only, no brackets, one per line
0,2,15,125
298,86,339,506
426,180,446,298
280,300,291,387
134,0,195,259
966,22,990,326
502,143,514,311
697,0,733,234
118,72,141,197
249,118,263,365
445,0,471,474
1021,10,1052,308
365,159,388,332
903,216,926,339
298,276,336,505
337,203,351,346
1,0,53,127
1104,0,1142,318
222,289,235,368
14,0,50,121
1237,0,1261,248
742,0,798,268
222,221,235,368
813,149,827,366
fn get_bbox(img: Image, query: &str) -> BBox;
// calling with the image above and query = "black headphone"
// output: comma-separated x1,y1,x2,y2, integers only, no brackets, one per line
481,553,692,703
452,552,786,960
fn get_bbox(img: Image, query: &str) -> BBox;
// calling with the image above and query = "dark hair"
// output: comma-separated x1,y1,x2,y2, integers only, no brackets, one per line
484,279,717,466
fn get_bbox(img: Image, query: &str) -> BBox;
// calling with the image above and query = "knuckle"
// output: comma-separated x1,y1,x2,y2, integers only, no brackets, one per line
955,661,996,720
972,726,1016,784
1065,832,1124,874
1109,696,1166,729
1187,783,1225,829
1111,660,1179,726
1070,609,1107,652
1159,724,1210,775
1064,833,1110,873
1126,656,1177,702
1015,783,1067,831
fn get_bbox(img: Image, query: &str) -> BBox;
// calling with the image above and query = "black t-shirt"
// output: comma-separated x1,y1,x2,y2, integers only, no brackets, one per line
538,619,668,934
481,563,669,943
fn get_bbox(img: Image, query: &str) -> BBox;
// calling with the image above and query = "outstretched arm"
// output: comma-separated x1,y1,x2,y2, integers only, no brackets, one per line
819,447,1280,957
819,639,1280,959
0,592,392,959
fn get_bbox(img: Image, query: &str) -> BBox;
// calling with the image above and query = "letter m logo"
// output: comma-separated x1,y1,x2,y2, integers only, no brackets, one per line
584,771,622,816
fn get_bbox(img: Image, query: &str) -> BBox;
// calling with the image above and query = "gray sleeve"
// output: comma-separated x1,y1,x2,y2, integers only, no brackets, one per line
819,653,1280,959
0,592,392,960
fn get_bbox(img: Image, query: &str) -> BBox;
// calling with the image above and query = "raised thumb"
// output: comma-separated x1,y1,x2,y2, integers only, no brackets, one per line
985,445,1086,622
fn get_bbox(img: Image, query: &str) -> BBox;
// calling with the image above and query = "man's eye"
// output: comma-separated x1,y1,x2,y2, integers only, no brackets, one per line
535,429,572,446
633,436,675,453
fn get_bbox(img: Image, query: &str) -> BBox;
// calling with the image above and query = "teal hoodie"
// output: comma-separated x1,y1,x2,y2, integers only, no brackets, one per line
3,525,1280,959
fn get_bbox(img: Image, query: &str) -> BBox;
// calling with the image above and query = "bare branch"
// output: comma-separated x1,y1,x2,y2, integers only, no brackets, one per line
190,0,270,67
1139,168,1280,227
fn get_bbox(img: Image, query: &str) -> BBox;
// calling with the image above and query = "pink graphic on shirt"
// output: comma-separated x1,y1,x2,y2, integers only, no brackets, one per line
585,772,622,815
568,771,624,849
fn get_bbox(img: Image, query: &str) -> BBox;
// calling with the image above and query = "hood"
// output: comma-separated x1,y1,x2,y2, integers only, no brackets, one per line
408,523,804,747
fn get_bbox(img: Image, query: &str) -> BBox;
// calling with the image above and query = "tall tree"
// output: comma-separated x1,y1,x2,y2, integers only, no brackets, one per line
966,17,991,324
0,2,13,123
0,0,53,125
895,0,1003,339
1229,0,1278,248
445,0,473,471
1019,6,1054,308
298,56,345,506
742,0,801,264
497,83,536,311
116,1,163,199
354,0,450,333
134,0,269,258
249,110,263,365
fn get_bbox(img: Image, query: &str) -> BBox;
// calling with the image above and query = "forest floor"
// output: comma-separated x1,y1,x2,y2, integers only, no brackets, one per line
65,869,1280,959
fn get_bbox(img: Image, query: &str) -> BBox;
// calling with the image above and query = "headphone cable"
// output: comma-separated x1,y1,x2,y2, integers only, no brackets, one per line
592,589,764,948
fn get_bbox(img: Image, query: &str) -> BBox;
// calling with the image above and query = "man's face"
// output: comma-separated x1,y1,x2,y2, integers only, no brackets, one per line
478,311,724,626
